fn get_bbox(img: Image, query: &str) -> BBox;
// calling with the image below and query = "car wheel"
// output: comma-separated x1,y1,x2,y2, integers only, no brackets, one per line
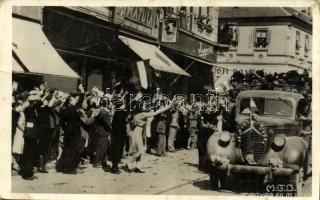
209,171,224,190
290,169,303,195
303,146,312,179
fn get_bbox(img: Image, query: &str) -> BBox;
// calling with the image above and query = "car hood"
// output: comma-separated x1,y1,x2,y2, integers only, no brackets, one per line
236,114,295,127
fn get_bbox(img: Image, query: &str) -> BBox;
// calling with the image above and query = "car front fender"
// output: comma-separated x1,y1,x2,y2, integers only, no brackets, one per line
206,131,242,164
261,136,308,169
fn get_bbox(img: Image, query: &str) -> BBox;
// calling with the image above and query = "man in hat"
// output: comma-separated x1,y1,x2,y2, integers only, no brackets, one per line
20,88,44,180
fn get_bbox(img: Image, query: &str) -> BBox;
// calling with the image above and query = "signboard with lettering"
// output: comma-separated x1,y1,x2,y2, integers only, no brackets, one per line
212,64,303,86
67,7,113,22
162,31,216,62
114,7,162,39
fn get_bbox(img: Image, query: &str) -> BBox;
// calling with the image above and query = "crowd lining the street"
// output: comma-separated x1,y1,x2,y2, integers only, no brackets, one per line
11,69,311,181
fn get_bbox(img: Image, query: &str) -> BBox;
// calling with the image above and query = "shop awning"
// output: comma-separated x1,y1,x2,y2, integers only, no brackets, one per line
12,57,24,73
12,18,79,78
162,47,215,66
119,36,190,76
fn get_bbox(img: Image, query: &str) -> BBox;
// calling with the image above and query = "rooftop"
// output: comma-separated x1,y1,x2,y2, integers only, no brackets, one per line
219,7,312,25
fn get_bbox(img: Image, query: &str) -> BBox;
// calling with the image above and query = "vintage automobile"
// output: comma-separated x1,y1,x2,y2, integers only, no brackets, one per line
206,90,311,194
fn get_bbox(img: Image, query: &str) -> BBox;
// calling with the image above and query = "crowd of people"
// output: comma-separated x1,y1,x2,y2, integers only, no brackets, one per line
229,69,311,98
11,69,312,181
11,79,233,181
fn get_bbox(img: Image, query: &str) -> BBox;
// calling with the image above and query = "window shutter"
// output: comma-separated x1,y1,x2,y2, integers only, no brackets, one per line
250,30,256,48
267,30,271,45
232,29,236,41
305,35,309,51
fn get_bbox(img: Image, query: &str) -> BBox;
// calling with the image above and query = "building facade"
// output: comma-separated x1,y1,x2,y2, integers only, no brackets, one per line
215,7,312,86
12,6,223,95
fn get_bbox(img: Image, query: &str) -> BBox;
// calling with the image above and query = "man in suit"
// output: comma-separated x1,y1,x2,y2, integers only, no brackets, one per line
20,97,41,180
110,83,129,174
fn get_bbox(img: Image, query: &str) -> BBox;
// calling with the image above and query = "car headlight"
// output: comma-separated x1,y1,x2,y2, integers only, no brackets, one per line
218,132,231,146
272,135,286,151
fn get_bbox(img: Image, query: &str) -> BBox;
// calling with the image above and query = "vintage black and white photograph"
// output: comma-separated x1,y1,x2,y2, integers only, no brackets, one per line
3,2,317,199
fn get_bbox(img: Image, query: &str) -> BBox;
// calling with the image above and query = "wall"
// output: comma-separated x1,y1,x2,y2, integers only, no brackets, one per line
217,24,312,71
287,26,312,70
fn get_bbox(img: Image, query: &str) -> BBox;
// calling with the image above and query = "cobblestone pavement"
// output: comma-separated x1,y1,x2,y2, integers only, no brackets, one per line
11,148,311,196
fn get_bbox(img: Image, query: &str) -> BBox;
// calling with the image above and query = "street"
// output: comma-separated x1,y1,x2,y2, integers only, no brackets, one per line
12,149,311,196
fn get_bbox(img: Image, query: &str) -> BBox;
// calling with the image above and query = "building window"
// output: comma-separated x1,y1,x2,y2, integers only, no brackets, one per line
296,31,301,51
194,7,214,34
305,35,310,52
254,29,270,48
179,7,191,31
231,29,239,47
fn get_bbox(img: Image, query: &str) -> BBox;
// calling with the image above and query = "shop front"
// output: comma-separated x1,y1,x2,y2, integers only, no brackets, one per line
41,7,143,93
114,7,190,94
41,7,190,95
160,30,222,95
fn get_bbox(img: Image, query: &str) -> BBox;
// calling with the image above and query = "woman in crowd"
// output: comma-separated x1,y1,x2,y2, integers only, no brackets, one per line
187,106,199,150
12,99,27,171
92,96,112,168
126,97,178,173
155,100,170,157
167,107,180,152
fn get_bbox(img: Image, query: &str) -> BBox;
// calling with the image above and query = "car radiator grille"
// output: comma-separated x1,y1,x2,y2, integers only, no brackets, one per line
240,130,267,164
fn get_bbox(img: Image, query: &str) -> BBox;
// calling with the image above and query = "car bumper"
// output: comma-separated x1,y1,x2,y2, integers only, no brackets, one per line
213,164,297,176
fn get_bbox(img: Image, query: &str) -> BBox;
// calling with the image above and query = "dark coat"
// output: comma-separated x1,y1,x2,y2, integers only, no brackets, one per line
95,109,111,136
111,110,127,136
60,105,81,138
24,101,41,138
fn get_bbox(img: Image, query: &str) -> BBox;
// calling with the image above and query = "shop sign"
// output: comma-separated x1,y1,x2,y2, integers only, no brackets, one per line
67,7,113,22
114,7,161,39
160,18,179,43
213,65,300,76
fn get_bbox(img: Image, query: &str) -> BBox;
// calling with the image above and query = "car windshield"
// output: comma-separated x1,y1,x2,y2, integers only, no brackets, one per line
239,97,293,117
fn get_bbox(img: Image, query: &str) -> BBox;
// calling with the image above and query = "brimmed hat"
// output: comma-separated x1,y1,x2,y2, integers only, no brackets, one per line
16,91,29,101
